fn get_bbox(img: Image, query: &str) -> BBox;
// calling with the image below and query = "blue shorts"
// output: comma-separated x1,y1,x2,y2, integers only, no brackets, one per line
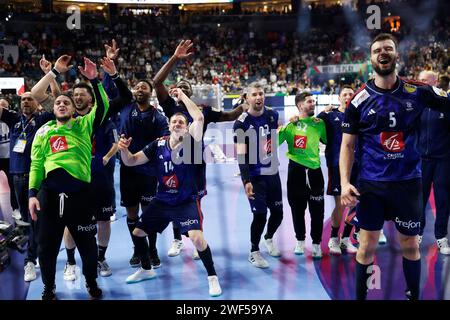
248,173,283,214
326,164,359,196
136,198,204,235
354,178,422,236
120,166,157,207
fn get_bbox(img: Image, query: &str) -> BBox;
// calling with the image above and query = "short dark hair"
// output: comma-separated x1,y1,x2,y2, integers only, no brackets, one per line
73,82,95,103
136,79,153,92
370,33,399,52
0,96,11,106
339,84,354,95
170,112,189,125
439,75,449,86
295,91,313,106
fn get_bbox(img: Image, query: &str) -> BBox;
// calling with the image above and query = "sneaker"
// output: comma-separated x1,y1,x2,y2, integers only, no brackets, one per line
328,237,342,255
126,267,157,284
208,275,222,297
150,253,161,269
24,262,37,282
378,230,387,244
436,238,450,255
110,214,117,222
294,241,305,255
12,209,21,220
192,248,200,260
264,238,281,257
353,231,360,243
63,262,77,281
97,260,112,277
405,289,417,301
86,281,102,300
41,285,56,300
340,237,358,254
312,244,322,259
129,253,141,268
248,251,269,268
418,235,423,245
167,239,184,257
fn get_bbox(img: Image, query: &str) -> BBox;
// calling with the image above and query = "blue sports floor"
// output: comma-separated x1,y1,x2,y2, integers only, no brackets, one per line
0,120,449,300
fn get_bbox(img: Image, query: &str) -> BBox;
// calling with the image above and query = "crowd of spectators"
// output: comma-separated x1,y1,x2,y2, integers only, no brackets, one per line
0,1,449,96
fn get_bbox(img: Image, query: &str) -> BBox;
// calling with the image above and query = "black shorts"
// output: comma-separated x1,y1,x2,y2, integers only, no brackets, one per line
326,164,359,196
354,178,422,236
120,166,157,208
91,175,116,221
136,198,203,235
248,173,283,214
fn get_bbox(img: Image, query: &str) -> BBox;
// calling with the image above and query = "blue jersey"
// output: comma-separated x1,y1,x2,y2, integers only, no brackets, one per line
343,77,450,182
160,96,222,196
233,107,279,177
416,107,450,160
317,109,345,167
143,136,198,205
0,110,54,174
119,104,169,176
91,119,118,175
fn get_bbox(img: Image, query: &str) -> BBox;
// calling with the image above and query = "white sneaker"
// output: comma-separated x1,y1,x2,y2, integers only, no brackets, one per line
126,267,156,284
98,260,112,277
24,262,37,282
436,238,450,255
208,275,222,297
264,238,281,257
167,239,184,257
328,237,342,255
192,248,200,260
379,230,387,244
110,214,117,222
63,262,77,281
340,237,358,254
12,209,21,220
294,241,305,255
353,231,360,243
418,235,423,245
312,244,322,259
248,251,269,268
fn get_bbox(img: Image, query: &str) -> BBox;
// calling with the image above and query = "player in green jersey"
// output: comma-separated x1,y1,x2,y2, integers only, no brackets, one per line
28,56,110,300
278,92,327,258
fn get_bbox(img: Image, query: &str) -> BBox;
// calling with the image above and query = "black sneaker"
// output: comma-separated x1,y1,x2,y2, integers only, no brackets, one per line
42,285,56,300
86,281,103,300
129,254,141,268
150,253,161,269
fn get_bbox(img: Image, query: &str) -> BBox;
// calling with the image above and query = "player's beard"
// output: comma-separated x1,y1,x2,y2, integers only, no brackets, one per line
372,55,396,76
307,110,315,117
56,115,72,123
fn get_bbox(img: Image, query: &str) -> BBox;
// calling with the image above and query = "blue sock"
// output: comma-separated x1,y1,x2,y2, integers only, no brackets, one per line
402,257,421,300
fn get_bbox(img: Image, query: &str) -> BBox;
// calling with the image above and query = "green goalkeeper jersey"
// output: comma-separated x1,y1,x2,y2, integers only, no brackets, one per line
278,116,327,169
29,79,109,192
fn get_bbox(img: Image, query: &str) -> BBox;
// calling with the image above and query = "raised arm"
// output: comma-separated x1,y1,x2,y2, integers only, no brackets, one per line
153,40,194,104
118,135,149,166
78,58,110,134
100,57,133,115
31,55,72,111
170,88,204,141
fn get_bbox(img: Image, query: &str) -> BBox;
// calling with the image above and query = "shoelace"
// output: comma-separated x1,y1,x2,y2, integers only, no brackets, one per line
59,193,68,218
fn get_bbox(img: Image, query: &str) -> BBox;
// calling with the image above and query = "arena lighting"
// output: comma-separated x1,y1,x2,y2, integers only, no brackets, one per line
63,0,233,3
